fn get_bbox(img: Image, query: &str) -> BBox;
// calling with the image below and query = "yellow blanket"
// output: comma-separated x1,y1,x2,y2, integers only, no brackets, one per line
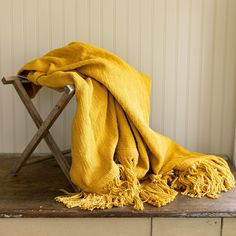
19,42,235,210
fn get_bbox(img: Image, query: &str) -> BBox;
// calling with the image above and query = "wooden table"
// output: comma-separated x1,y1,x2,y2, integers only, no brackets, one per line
0,155,236,218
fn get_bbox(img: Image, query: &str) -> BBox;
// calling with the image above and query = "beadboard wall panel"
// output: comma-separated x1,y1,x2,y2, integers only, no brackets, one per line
0,0,235,157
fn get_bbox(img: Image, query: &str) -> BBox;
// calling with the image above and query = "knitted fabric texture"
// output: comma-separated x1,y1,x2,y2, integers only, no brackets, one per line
19,42,235,210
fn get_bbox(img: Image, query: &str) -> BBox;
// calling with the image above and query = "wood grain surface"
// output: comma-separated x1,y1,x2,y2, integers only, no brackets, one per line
0,155,235,218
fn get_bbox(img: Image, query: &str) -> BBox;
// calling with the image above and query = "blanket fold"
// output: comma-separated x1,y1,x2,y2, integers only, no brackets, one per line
18,42,235,210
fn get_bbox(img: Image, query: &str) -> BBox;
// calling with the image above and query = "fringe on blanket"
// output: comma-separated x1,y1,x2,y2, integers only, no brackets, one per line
55,156,235,211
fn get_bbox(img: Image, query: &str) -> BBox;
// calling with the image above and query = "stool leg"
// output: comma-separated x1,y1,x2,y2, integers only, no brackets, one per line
12,80,79,191
12,85,73,173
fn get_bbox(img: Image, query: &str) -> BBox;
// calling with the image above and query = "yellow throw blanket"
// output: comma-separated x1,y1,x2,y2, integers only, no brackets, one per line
19,42,235,210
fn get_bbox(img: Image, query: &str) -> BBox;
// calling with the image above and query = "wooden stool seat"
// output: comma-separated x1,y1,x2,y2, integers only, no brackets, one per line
1,76,78,191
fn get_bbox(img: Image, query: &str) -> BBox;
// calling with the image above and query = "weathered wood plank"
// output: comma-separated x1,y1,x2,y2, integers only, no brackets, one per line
0,156,235,218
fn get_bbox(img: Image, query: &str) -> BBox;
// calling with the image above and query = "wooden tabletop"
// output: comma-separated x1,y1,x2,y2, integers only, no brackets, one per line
0,155,236,218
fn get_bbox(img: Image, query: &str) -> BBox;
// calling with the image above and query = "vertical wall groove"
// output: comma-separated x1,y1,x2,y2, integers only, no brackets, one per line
10,0,16,151
22,0,28,150
185,0,192,147
197,0,205,151
113,0,116,53
150,0,154,128
62,0,66,149
219,0,229,153
208,1,217,153
162,0,167,135
125,0,129,61
35,0,41,150
0,0,235,158
74,0,77,39
100,0,103,47
62,0,65,44
88,0,91,42
36,0,40,113
173,0,179,140
138,0,141,70
49,0,54,149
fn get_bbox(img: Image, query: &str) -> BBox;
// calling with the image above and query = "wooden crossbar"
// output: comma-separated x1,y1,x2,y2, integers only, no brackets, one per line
1,76,79,192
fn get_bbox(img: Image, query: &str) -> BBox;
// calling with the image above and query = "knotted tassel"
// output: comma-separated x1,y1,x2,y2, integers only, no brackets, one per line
140,173,178,207
55,156,144,210
55,156,235,210
170,156,235,198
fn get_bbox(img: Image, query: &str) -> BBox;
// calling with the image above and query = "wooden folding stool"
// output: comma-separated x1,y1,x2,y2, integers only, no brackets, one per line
1,76,78,191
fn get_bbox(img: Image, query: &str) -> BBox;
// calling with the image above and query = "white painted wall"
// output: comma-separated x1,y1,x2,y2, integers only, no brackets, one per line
0,0,235,158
